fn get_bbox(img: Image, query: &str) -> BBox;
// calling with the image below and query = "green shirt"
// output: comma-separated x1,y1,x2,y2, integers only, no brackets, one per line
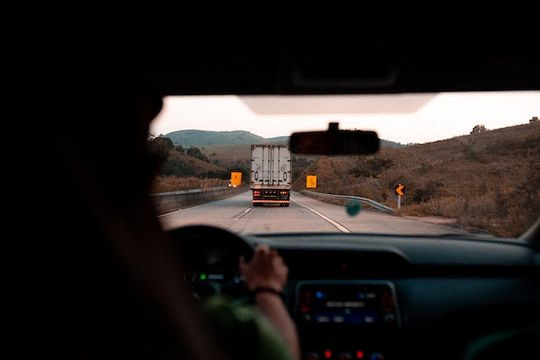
204,296,294,360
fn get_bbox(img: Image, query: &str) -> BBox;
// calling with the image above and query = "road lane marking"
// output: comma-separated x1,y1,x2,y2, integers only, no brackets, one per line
291,198,351,233
232,206,253,221
158,210,180,217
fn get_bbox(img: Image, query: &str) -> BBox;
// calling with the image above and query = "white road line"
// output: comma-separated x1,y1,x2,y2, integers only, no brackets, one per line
291,198,351,233
232,206,253,221
157,203,201,217
158,210,180,217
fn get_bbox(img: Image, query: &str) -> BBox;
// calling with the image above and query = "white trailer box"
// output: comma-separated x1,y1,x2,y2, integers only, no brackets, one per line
250,144,291,206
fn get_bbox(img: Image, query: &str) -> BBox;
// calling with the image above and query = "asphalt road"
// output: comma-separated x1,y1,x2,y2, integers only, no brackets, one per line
159,191,468,236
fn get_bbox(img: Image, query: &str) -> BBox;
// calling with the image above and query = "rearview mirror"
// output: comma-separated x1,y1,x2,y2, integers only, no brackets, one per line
289,123,380,155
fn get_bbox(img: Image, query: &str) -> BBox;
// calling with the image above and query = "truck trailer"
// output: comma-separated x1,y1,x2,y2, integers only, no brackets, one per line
250,144,292,206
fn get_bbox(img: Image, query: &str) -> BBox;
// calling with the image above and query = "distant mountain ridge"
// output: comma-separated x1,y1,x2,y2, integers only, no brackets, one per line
165,130,265,146
164,129,403,147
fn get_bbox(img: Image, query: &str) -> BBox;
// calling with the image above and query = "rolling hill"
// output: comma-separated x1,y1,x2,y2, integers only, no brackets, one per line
292,122,540,237
165,130,265,146
165,129,403,148
166,130,403,169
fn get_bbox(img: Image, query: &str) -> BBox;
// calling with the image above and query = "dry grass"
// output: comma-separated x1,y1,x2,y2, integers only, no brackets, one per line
293,122,540,237
151,176,228,193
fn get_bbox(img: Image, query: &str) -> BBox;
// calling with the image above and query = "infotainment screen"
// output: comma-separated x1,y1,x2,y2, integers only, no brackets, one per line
295,281,400,327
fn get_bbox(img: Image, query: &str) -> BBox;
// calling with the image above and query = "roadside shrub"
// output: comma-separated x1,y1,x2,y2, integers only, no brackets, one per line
463,139,487,162
205,170,229,179
148,136,174,161
412,180,444,204
349,157,394,178
152,176,228,193
470,124,487,134
186,147,210,162
349,167,370,177
368,158,394,173
160,158,197,176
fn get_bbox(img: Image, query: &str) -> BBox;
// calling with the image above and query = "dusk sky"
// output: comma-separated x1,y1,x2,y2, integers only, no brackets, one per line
150,91,540,144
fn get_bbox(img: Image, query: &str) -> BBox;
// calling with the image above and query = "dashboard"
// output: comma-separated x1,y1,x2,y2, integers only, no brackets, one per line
169,226,540,360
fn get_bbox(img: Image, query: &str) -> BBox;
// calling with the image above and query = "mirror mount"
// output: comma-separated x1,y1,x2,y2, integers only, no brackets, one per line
328,122,339,132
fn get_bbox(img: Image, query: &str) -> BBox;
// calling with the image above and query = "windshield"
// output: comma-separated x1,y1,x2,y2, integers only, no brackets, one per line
150,92,540,239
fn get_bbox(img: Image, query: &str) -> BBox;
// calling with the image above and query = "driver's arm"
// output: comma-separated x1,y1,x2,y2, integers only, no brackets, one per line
240,245,300,360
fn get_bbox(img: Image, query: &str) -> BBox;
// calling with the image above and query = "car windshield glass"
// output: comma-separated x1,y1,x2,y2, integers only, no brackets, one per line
150,92,540,239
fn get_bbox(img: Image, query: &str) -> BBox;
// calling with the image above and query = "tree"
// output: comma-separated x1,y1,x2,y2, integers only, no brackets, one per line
148,136,174,161
186,147,210,162
530,116,538,124
470,124,487,134
175,145,185,153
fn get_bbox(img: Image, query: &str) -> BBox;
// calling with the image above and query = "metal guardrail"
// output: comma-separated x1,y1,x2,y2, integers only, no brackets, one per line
302,190,396,214
151,186,228,197
152,186,247,215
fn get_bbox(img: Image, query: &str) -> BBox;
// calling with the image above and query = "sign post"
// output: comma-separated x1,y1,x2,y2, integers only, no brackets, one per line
394,183,405,209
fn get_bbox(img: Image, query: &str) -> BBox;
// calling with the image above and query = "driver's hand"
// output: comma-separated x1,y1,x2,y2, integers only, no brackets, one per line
239,244,288,292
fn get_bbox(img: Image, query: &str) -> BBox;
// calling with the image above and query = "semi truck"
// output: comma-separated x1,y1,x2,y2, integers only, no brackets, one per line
250,144,292,206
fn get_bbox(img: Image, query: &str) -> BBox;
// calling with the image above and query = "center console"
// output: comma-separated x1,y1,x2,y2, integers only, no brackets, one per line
294,281,401,360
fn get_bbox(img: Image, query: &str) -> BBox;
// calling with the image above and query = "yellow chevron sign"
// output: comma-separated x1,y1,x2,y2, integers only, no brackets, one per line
230,171,242,187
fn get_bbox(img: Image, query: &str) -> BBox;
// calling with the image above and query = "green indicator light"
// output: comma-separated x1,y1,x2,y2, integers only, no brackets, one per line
200,273,207,280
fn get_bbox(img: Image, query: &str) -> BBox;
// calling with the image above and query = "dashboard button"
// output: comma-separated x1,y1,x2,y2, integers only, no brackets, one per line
306,351,319,360
370,352,384,360
339,352,352,360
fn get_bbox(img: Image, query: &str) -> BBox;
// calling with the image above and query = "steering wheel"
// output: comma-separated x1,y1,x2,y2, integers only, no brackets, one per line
166,225,254,302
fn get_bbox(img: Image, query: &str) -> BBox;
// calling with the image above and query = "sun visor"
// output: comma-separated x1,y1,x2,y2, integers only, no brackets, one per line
239,94,436,115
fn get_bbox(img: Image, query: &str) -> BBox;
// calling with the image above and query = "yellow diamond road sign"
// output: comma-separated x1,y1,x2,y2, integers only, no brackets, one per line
306,175,317,189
